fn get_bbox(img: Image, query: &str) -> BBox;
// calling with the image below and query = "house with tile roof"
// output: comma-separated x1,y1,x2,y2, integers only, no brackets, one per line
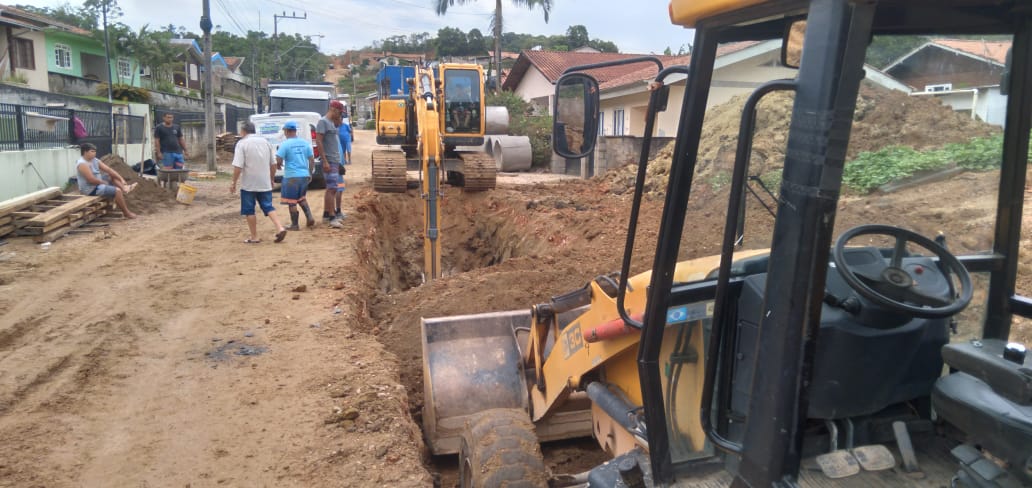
596,40,800,137
0,3,142,93
884,39,1010,126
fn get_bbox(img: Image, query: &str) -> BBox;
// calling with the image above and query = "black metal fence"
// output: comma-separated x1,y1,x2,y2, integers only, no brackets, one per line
0,103,145,156
153,108,224,126
225,105,255,132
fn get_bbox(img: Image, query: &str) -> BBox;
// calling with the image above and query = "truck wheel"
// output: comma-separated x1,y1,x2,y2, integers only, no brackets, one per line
459,408,547,488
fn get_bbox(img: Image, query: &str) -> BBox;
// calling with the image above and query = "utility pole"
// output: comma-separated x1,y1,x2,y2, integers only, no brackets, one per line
201,0,216,171
101,0,113,148
273,11,307,79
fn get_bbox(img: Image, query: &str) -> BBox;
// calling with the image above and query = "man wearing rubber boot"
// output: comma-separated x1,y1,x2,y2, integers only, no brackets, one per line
276,120,316,230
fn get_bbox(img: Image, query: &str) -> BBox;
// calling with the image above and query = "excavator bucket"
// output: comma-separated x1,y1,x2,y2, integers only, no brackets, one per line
421,310,531,455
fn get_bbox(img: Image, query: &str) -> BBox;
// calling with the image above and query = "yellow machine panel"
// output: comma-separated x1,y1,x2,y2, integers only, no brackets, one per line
376,99,408,139
669,0,769,27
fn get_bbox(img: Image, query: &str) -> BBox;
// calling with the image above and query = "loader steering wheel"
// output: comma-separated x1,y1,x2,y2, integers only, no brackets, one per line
832,224,972,319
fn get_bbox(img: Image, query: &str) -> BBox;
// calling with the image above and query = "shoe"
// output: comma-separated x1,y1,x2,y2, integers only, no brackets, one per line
286,225,301,231
329,218,343,229
335,211,346,220
322,216,332,224
306,219,316,228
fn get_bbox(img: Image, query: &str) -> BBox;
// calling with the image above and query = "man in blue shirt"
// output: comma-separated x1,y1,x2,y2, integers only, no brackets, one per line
275,121,316,230
338,119,352,166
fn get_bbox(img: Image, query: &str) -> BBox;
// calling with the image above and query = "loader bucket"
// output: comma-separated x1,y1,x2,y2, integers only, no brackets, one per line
421,310,531,455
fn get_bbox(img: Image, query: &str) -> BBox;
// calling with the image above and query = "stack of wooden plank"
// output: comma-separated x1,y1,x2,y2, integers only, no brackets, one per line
0,187,112,243
0,187,63,239
217,132,241,152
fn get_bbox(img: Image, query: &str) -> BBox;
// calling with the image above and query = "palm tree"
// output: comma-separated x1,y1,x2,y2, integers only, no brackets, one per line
435,0,552,91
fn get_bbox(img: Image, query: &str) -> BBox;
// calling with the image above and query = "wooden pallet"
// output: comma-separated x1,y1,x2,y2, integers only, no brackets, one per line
0,187,63,238
6,194,111,242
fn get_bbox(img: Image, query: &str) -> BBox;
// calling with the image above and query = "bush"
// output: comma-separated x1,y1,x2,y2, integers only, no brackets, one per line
842,133,1006,193
486,91,553,168
364,119,375,130
96,83,151,103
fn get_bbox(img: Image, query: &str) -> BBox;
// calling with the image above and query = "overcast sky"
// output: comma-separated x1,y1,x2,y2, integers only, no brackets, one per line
33,0,695,55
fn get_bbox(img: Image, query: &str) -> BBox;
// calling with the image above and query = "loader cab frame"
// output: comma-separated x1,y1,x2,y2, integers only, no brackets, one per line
556,0,1031,485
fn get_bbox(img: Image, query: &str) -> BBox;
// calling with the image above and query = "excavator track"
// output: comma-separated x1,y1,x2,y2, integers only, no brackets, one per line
456,152,497,192
372,149,408,193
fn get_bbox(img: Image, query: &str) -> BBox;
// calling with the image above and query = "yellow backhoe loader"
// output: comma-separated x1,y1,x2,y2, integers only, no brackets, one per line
419,0,1032,487
371,63,498,281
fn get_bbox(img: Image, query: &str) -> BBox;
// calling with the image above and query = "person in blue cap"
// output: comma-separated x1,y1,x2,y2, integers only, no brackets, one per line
275,120,316,230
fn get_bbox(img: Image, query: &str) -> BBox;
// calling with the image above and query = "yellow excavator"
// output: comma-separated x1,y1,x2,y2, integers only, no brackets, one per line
420,0,1032,487
371,63,497,281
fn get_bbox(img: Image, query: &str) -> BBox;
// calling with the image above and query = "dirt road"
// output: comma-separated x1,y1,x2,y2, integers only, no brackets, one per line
0,131,431,487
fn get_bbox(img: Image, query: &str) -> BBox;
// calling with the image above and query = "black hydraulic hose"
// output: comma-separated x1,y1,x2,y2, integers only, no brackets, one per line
616,65,691,330
700,79,796,455
587,382,642,434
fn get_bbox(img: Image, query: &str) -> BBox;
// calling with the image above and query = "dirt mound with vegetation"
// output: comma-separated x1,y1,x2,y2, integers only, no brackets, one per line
599,83,1002,197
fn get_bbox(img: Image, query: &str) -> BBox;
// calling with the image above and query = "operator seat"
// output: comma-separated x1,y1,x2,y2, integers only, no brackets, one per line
931,338,1032,485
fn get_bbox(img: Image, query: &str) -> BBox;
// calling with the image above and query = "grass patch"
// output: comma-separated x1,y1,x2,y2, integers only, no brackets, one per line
842,133,1011,193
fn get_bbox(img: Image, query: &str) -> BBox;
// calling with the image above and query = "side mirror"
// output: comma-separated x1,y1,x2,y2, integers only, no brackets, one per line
552,73,599,159
780,20,806,69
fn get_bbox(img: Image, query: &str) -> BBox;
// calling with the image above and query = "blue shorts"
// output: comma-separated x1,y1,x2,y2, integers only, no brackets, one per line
240,190,275,216
90,184,117,198
162,152,185,169
323,171,344,193
280,177,310,204
87,174,117,198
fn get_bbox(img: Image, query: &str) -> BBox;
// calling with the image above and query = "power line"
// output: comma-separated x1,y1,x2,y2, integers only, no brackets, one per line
213,0,248,36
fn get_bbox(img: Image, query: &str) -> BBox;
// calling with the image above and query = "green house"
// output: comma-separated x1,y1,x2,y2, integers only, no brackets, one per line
0,4,142,94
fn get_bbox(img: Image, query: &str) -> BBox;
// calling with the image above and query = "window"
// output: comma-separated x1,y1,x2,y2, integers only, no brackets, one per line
12,38,34,70
598,111,605,136
613,108,625,136
117,58,132,78
54,43,72,69
925,83,953,92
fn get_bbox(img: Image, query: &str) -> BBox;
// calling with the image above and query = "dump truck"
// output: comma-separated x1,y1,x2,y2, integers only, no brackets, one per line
420,0,1032,487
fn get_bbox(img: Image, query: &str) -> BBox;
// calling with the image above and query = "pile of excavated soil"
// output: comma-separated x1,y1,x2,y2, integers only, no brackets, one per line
599,82,1002,196
102,154,177,213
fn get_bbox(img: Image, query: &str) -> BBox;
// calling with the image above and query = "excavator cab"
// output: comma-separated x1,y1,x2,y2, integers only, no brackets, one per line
420,0,1031,487
548,0,1032,486
442,68,482,135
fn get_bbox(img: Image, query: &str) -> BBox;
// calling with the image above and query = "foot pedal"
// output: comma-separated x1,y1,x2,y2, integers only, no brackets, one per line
816,450,860,478
853,445,896,471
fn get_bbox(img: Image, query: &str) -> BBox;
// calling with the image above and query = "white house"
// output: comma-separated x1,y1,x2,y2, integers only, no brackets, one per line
884,39,1010,126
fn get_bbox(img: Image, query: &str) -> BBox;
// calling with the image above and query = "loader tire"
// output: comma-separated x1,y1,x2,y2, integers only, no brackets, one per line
459,408,547,488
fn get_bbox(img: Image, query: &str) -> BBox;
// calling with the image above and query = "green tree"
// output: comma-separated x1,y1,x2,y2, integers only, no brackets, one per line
81,0,122,29
865,35,928,69
436,27,469,57
663,47,672,56
566,25,588,49
467,28,487,55
435,0,553,91
14,3,96,30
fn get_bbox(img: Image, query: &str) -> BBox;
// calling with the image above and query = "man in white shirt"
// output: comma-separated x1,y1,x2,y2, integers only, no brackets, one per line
230,122,287,243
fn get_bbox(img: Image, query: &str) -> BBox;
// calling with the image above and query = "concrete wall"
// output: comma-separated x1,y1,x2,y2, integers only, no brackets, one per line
0,143,151,201
180,123,221,155
1,30,49,91
596,136,677,175
48,71,102,97
0,83,111,111
148,90,205,111
0,147,79,201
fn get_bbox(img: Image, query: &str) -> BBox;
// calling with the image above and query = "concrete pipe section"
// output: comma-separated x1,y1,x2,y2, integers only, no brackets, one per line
484,106,510,135
491,135,534,172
